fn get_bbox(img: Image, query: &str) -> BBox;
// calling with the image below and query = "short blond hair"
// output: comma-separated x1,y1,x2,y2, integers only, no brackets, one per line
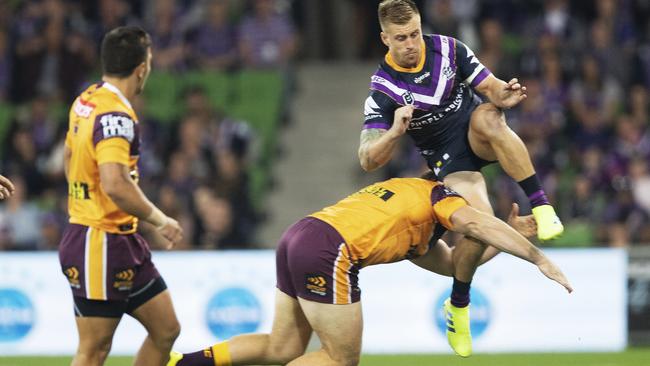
378,0,420,30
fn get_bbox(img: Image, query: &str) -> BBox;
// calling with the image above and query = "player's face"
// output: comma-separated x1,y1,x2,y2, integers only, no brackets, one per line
135,48,152,95
381,15,423,68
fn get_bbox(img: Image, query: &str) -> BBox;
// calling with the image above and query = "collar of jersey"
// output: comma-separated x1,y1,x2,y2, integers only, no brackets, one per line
102,81,133,110
384,39,426,73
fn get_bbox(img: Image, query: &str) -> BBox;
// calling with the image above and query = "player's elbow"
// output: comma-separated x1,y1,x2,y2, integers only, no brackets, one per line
101,175,129,202
450,206,484,239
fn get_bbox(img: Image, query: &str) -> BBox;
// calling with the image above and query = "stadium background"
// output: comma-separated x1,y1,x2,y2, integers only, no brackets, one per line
0,0,649,364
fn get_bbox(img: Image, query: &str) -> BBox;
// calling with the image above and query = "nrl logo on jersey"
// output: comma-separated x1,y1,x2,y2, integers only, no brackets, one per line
402,91,415,105
414,71,430,84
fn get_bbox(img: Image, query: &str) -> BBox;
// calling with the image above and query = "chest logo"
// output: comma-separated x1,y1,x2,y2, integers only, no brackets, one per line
402,91,414,105
442,66,454,80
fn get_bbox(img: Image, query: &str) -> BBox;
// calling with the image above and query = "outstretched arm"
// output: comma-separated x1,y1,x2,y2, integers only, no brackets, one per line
451,205,573,293
411,203,536,275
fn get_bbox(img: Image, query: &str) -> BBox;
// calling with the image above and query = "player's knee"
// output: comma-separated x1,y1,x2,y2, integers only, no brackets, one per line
473,104,508,139
151,320,181,348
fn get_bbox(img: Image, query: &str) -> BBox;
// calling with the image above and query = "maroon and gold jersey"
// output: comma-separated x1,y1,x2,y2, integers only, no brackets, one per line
310,178,466,267
65,82,140,234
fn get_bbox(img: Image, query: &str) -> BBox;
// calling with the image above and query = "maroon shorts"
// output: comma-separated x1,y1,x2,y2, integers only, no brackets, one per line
58,223,161,302
276,217,361,304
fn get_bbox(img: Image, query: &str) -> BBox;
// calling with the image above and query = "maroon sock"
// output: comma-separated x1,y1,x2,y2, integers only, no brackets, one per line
177,348,215,366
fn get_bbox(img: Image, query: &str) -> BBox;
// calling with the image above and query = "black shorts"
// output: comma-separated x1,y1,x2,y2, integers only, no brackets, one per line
73,276,167,318
420,104,494,180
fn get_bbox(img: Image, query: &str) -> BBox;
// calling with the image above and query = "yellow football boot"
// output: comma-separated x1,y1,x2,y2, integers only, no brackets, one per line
532,204,564,241
166,351,183,366
444,298,472,357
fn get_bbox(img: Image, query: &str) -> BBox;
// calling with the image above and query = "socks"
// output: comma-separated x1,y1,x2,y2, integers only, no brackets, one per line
178,341,231,366
450,277,471,308
517,174,550,208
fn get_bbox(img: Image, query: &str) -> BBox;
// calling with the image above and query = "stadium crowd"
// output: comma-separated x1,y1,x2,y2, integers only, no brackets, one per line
1,0,650,249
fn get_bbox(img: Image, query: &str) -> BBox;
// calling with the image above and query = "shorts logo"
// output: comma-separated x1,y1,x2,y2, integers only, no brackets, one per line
306,275,327,296
63,266,81,289
113,268,135,291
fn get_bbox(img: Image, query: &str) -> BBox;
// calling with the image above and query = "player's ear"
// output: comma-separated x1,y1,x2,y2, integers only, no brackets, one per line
380,31,390,47
135,62,146,79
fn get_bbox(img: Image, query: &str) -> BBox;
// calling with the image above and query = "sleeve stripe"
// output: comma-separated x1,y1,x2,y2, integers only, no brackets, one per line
464,64,486,85
363,122,390,130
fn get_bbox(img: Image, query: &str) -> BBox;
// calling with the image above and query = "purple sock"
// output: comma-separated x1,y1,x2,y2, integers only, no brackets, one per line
451,277,470,308
177,348,214,366
518,174,550,208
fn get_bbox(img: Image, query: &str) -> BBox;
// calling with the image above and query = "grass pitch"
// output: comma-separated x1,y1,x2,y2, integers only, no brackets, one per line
1,349,648,366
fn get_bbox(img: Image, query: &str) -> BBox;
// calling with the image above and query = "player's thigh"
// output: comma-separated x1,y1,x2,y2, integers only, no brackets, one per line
298,298,363,362
129,288,180,344
467,103,504,162
75,316,121,351
443,171,494,214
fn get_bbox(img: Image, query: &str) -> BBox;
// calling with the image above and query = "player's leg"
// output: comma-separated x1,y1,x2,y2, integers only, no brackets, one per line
72,314,121,366
442,171,493,357
129,287,181,366
170,289,312,366
468,103,563,240
59,225,125,366
288,299,363,366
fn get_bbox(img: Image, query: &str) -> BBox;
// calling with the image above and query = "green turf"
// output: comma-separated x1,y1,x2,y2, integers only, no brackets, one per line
1,349,648,366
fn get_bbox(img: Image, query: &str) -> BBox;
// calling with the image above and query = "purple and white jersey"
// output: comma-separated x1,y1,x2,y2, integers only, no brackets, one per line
363,34,491,149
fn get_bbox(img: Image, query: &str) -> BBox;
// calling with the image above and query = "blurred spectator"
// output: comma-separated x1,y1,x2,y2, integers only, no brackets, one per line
569,54,622,150
189,0,237,71
0,175,43,250
475,18,518,77
147,0,186,71
238,0,297,69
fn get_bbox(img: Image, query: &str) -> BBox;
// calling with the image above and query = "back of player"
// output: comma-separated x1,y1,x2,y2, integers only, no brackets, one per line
58,26,183,366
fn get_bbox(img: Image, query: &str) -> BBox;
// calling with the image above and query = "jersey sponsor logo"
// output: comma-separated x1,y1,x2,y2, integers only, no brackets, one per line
63,266,81,289
306,274,328,296
414,71,431,84
113,268,135,291
205,287,262,339
407,87,465,130
73,99,96,118
69,181,90,200
0,288,35,342
97,113,135,142
358,185,395,201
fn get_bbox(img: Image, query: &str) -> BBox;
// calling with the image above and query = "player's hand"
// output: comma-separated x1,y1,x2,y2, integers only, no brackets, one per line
0,175,15,200
388,105,414,137
506,203,536,238
157,217,183,249
499,78,527,108
536,257,573,293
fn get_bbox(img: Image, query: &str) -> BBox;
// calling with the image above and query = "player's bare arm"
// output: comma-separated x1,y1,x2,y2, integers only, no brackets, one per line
411,203,536,276
450,205,573,293
99,162,182,247
0,174,15,200
475,74,527,109
358,105,414,171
